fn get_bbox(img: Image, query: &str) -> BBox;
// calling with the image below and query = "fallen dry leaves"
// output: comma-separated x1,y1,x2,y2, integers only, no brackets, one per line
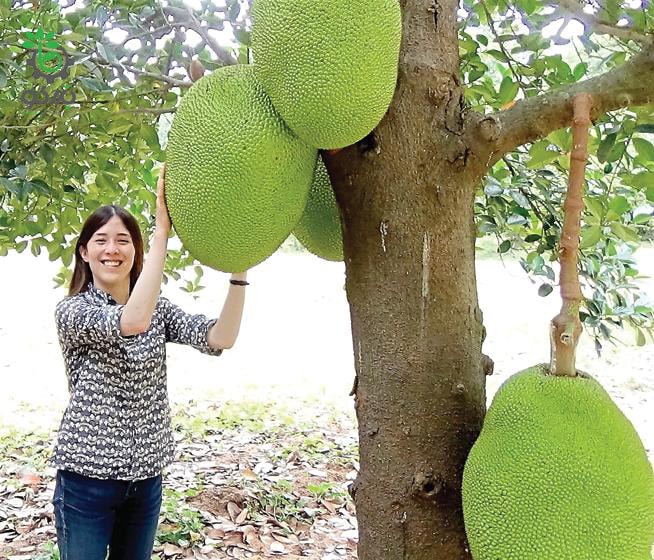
0,399,359,559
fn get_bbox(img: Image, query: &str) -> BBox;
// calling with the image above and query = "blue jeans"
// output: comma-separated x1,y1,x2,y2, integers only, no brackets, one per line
52,469,163,560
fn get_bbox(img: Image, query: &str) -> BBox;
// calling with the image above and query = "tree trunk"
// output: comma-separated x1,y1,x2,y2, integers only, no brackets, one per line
323,3,488,556
327,138,486,559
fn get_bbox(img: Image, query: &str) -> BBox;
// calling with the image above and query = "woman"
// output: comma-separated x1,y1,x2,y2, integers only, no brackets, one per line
49,165,247,560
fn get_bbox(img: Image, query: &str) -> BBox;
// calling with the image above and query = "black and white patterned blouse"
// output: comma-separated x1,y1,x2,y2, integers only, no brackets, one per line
49,281,223,481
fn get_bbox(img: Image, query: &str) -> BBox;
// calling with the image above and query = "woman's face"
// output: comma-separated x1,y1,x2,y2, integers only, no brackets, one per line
80,215,135,289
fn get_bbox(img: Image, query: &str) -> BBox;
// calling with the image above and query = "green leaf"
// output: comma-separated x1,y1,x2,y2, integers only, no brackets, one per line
498,76,518,105
538,283,553,297
106,119,133,135
97,42,117,63
141,124,160,151
79,77,112,92
95,172,114,192
610,223,639,243
507,214,528,225
40,144,55,165
630,172,654,190
633,138,654,163
487,49,508,62
498,239,511,253
572,63,587,80
510,190,529,208
635,327,646,347
608,196,630,216
597,133,616,163
580,226,602,248
96,6,109,26
527,141,560,168
30,179,53,195
484,183,503,197
233,28,251,47
586,197,605,220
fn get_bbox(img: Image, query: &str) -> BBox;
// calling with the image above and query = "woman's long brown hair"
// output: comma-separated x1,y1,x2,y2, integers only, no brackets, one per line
68,205,144,297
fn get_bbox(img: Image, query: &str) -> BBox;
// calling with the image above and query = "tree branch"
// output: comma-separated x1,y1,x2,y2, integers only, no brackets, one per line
118,107,177,115
121,23,186,46
96,57,191,88
469,42,654,168
549,93,591,378
161,6,236,66
558,0,651,43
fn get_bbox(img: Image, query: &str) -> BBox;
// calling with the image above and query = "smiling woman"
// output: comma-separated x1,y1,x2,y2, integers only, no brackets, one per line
49,166,250,560
70,207,143,305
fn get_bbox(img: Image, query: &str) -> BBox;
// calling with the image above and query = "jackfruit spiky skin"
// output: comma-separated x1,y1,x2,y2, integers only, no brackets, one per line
462,364,654,560
165,65,317,272
251,0,402,149
292,157,343,261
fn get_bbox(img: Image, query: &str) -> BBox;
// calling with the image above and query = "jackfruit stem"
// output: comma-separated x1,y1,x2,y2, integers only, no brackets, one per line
550,93,592,377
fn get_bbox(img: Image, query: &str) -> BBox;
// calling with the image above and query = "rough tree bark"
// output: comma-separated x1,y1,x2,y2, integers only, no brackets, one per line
325,0,487,556
321,1,654,559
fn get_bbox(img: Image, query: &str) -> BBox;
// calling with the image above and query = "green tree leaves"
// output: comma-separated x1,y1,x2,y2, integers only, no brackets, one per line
1,0,653,340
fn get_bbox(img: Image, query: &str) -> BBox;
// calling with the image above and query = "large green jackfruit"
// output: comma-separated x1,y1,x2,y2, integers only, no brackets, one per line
165,65,317,272
251,0,402,149
462,364,654,559
292,157,343,261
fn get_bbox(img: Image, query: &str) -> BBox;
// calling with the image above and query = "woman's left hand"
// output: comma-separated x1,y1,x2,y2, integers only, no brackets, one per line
155,163,172,234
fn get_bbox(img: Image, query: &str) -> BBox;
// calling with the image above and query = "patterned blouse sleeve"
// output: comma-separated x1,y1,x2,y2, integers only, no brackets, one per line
55,297,126,348
159,297,223,356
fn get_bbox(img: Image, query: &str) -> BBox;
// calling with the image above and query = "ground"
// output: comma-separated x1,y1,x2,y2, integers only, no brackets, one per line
0,242,652,559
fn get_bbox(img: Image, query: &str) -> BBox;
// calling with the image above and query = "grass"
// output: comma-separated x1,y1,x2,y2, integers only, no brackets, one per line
247,478,312,523
171,399,299,441
158,486,206,547
0,426,52,472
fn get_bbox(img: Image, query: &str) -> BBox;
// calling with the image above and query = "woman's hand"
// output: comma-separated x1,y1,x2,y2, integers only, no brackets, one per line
156,163,172,235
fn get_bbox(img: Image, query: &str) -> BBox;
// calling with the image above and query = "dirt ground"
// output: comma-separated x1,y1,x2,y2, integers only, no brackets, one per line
0,245,652,455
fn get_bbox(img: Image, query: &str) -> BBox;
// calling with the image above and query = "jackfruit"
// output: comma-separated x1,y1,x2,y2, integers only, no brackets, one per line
165,65,317,272
251,0,402,149
462,364,654,559
292,157,343,261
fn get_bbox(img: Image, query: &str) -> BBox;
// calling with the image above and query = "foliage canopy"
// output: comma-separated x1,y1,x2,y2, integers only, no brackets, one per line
0,0,653,347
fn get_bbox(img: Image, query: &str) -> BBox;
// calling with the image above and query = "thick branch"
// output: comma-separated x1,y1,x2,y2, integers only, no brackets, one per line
469,41,654,167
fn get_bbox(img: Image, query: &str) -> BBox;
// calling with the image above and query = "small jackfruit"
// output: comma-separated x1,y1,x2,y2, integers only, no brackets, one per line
293,157,343,261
